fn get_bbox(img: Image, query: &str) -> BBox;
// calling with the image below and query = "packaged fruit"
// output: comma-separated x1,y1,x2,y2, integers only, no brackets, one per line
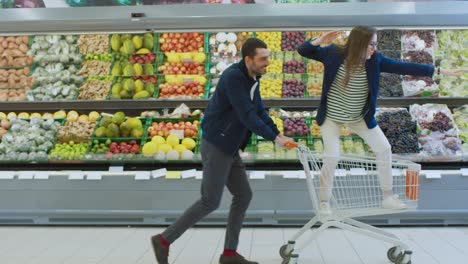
159,32,204,53
283,117,310,137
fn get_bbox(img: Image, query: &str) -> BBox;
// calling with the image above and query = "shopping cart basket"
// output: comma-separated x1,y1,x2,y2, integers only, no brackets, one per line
279,145,420,264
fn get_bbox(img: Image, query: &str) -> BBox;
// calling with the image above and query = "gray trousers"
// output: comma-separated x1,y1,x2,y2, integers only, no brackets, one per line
162,139,253,250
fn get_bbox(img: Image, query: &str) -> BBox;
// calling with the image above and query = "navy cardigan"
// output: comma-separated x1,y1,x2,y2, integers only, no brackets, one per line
297,40,435,128
201,60,280,156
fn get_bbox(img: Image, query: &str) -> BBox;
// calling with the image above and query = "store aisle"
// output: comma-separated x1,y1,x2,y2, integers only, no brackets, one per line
0,226,467,264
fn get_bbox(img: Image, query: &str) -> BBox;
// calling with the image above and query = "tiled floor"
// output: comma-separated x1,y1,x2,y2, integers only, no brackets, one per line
0,226,467,264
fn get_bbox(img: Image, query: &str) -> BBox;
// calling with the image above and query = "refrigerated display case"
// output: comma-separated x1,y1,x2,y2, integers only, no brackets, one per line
0,2,467,226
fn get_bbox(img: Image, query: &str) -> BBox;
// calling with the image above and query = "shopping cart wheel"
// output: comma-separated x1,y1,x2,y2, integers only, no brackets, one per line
282,254,298,264
279,244,293,259
395,251,412,264
387,246,400,262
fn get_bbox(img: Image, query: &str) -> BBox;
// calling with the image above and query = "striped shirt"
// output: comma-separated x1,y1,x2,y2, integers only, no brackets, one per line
326,63,369,123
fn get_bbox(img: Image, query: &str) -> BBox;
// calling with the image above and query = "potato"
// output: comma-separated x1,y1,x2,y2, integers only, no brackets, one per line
8,90,17,96
5,37,15,42
22,36,29,45
15,37,22,45
17,93,26,101
19,44,28,53
10,49,23,56
8,77,16,87
1,41,7,49
23,67,30,75
8,42,18,50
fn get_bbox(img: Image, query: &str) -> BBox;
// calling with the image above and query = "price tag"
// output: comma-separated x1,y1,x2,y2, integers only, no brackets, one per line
461,168,468,177
194,171,203,179
87,171,102,180
282,171,300,179
152,168,167,178
17,171,34,180
335,169,347,177
34,171,50,180
181,169,196,179
424,170,442,179
169,130,184,140
350,168,366,176
0,171,15,179
166,171,181,179
249,171,265,179
135,171,151,180
68,171,85,180
109,166,124,172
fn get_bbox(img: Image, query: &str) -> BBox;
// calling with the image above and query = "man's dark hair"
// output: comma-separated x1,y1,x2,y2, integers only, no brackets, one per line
241,38,267,60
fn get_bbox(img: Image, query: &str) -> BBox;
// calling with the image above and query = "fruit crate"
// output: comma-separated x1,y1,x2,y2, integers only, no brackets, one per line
108,76,158,100
84,137,145,163
279,31,307,52
30,61,83,78
78,54,114,78
307,60,325,75
110,54,157,77
282,73,309,98
206,31,255,56
90,114,150,141
156,32,206,54
255,138,304,161
340,136,368,156
147,117,201,140
310,137,324,153
155,52,208,76
306,74,323,98
156,74,208,100
139,135,200,163
109,33,158,54
266,51,284,74
259,73,283,99
281,116,313,138
255,32,283,52
29,80,81,101
282,51,308,74
29,35,83,60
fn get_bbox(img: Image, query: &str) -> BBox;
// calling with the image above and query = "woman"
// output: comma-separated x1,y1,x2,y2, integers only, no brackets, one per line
297,26,465,213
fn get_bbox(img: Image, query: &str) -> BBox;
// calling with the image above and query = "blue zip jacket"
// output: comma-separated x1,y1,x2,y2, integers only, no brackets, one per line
202,60,280,156
297,40,435,128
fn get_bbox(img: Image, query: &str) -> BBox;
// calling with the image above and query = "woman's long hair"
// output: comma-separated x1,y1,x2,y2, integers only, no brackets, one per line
338,26,377,86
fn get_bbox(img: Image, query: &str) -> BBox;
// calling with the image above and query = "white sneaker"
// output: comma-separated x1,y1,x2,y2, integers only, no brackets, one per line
382,195,407,210
319,202,332,215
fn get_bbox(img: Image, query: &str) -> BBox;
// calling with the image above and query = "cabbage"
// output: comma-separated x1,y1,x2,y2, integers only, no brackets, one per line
10,124,22,133
166,150,180,160
6,151,18,161
36,151,48,161
18,152,29,161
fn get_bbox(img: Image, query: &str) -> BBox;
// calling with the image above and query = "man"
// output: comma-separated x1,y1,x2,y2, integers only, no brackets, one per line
151,38,292,264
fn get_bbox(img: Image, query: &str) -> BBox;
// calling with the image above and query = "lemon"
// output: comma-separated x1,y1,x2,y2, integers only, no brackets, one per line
54,110,67,119
181,138,196,151
166,134,180,147
151,136,166,145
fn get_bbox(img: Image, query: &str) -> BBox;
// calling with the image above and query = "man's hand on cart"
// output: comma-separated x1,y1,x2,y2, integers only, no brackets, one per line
275,134,298,149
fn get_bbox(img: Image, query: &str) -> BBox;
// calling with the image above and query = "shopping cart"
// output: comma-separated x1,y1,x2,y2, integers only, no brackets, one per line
279,145,420,264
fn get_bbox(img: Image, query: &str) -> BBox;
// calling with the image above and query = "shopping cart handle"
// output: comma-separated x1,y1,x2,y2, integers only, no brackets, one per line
284,141,298,149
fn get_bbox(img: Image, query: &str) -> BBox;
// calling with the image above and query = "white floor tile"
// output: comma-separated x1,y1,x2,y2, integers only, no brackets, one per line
388,228,440,264
0,226,467,264
400,227,467,264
